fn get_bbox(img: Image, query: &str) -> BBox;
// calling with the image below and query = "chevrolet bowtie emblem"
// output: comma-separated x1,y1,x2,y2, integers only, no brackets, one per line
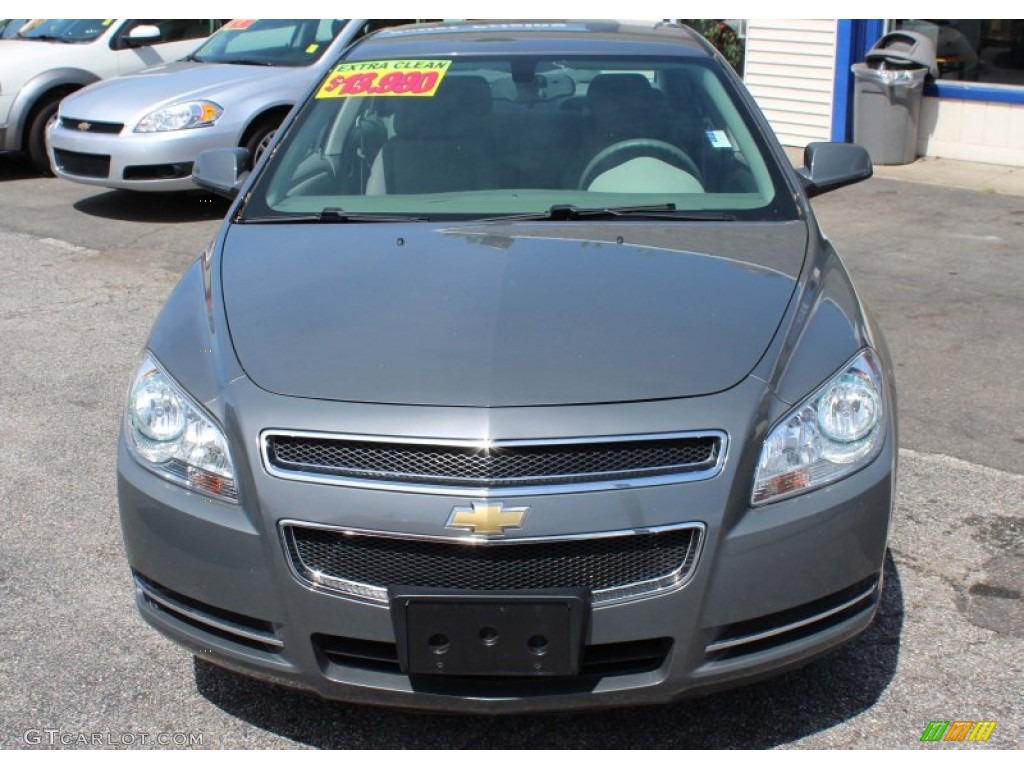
76,121,92,132
446,501,529,536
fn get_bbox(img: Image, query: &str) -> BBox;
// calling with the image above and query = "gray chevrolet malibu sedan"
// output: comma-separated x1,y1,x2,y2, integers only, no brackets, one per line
118,21,897,713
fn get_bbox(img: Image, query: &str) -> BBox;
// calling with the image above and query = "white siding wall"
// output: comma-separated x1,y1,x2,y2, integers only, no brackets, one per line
743,19,838,147
918,97,1024,166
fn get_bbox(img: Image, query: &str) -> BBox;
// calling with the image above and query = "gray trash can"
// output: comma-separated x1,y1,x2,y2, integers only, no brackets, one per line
851,31,937,166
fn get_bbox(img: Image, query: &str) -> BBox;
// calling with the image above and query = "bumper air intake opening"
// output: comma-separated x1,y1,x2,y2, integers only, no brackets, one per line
705,575,880,660
133,572,283,653
123,162,194,181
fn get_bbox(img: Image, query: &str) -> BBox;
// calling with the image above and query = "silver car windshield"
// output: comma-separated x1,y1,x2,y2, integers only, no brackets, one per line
189,19,348,67
16,19,110,42
243,55,795,220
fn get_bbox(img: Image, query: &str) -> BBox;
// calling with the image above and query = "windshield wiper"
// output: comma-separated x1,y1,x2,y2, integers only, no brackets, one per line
240,208,427,224
19,34,75,43
476,204,736,222
217,58,277,67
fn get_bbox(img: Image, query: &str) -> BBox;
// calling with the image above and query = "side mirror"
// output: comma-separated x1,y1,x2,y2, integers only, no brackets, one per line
797,142,873,198
125,24,162,46
193,148,251,200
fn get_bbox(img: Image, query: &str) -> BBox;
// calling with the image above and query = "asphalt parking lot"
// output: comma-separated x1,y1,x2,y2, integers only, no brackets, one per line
0,157,1020,749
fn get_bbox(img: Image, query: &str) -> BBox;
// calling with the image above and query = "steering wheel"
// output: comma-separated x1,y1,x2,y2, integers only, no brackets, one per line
579,139,702,190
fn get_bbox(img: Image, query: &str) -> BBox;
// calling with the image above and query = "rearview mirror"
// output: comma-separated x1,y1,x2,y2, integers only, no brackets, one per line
193,148,251,200
797,142,873,198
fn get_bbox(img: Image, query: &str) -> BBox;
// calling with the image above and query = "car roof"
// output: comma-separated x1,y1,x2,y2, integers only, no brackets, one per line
348,20,712,60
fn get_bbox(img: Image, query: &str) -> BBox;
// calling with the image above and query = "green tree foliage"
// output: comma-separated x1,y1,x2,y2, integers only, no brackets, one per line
680,20,745,76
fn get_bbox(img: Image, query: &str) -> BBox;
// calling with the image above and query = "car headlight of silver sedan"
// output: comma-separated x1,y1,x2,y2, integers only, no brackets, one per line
753,349,886,505
125,353,237,501
134,101,223,133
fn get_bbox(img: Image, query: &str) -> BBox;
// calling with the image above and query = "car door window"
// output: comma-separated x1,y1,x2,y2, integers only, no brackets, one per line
154,19,222,43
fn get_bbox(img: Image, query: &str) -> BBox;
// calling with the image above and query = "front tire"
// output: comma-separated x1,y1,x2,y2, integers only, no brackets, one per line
242,118,281,166
27,96,61,175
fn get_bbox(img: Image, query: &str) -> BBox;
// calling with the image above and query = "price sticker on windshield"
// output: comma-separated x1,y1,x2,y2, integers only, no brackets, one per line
316,60,451,98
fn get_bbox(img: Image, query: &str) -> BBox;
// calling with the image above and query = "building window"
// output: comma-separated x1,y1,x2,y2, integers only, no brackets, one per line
895,20,1024,87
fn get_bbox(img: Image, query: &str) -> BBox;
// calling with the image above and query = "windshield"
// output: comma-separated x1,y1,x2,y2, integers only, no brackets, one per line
1,19,29,39
190,19,348,67
242,54,797,222
16,19,111,42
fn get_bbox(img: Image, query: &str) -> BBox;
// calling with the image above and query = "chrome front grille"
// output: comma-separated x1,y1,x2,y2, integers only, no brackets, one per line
60,117,124,134
281,522,704,605
262,430,726,495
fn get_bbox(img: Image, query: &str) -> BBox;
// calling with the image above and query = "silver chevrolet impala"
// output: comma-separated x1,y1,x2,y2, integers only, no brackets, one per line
47,19,412,191
118,20,897,713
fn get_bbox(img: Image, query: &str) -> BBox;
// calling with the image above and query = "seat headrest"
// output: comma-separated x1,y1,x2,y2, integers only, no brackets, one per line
394,76,492,140
585,73,666,141
586,73,654,105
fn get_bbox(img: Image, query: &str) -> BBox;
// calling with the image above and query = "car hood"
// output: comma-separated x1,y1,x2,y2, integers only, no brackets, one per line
58,61,303,121
221,220,807,407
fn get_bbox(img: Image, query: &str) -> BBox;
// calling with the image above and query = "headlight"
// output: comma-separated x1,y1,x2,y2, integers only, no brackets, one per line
135,101,222,133
125,354,237,501
753,349,886,505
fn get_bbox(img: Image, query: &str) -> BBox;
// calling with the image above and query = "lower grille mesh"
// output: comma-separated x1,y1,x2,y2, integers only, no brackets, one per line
283,523,702,604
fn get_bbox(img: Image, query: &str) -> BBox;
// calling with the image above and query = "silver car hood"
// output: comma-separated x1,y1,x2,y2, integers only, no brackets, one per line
58,61,310,121
221,220,808,407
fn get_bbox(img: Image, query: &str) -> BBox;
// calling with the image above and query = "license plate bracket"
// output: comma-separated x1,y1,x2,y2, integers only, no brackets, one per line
389,587,590,677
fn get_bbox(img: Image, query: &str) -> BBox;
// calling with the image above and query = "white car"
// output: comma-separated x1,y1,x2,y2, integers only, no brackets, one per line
0,19,222,171
48,19,417,192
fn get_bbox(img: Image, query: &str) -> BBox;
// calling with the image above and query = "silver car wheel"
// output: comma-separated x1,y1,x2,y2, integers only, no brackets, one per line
255,130,276,160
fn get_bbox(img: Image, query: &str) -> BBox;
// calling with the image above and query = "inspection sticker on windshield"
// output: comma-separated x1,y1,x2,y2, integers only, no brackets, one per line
224,19,257,30
706,130,733,149
316,60,452,98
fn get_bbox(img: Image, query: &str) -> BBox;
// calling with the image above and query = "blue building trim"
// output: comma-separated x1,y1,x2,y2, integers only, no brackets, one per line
830,21,854,141
831,20,887,141
924,82,1024,104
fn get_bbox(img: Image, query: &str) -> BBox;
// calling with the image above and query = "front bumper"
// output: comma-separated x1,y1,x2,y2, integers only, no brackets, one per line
47,120,237,192
117,376,895,713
